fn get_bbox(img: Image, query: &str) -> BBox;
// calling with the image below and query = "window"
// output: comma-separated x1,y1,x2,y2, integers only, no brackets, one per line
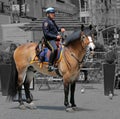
56,0,64,3
81,0,89,11
17,0,25,4
81,0,85,8
81,17,90,24
81,17,85,23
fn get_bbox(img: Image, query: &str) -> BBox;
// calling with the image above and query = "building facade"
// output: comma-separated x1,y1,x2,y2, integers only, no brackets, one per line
1,0,120,29
91,0,120,27
0,0,79,43
15,0,78,19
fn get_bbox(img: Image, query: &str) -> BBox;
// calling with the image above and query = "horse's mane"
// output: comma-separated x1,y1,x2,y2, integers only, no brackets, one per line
64,30,81,46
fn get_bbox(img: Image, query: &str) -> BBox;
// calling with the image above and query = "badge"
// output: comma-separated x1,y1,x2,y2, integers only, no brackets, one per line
44,22,48,27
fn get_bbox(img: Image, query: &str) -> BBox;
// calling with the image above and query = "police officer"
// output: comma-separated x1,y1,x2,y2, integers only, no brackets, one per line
42,7,65,71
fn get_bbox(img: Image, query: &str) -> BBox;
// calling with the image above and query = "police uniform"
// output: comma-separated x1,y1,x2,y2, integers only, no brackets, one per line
42,7,61,71
42,17,61,40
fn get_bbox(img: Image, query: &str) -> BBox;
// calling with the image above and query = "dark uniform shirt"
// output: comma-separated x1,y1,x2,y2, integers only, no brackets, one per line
42,17,61,40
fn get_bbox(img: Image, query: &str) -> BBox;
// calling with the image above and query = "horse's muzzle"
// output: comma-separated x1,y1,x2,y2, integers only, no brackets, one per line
90,47,95,51
88,42,95,51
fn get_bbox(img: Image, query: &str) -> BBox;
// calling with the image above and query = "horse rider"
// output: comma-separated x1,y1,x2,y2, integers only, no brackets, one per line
42,7,65,72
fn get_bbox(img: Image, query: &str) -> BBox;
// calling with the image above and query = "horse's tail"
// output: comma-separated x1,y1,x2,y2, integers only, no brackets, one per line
7,55,18,101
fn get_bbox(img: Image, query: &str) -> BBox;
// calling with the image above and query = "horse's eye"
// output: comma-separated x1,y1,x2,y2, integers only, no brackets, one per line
81,35,86,40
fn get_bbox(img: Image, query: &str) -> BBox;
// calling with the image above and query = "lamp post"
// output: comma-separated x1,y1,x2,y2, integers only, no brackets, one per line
79,0,81,22
84,0,87,23
8,0,13,23
19,0,22,16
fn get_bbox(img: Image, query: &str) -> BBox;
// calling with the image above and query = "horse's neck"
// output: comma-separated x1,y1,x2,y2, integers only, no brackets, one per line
68,41,85,59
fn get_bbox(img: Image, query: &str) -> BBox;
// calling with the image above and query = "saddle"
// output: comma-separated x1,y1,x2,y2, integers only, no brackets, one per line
39,46,62,63
33,38,63,69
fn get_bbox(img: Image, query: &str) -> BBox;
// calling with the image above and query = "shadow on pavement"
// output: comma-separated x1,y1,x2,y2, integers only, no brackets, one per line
37,105,95,112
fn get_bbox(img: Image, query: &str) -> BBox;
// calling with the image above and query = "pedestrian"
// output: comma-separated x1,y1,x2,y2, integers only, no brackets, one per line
42,7,65,72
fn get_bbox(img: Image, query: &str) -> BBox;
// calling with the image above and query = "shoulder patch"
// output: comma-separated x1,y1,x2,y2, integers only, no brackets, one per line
44,22,48,27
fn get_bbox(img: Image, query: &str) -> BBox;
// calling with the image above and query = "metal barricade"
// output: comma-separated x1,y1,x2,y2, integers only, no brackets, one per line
79,52,106,82
34,72,63,90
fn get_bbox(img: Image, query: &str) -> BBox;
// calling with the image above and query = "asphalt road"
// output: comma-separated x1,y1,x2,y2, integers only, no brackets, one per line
0,82,120,119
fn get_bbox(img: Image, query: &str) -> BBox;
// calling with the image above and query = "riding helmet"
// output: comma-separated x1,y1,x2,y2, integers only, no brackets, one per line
46,7,55,13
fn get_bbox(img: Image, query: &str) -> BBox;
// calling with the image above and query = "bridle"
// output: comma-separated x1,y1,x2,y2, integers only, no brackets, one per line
70,34,94,68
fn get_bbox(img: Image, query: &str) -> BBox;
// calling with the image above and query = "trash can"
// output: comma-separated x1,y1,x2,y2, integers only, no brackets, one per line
0,64,11,96
103,63,115,96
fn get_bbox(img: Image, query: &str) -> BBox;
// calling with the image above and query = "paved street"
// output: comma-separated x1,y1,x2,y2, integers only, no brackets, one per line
0,82,120,119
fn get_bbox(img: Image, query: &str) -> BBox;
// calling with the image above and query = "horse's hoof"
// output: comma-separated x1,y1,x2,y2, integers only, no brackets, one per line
19,104,26,110
27,102,37,109
65,107,74,112
72,106,80,111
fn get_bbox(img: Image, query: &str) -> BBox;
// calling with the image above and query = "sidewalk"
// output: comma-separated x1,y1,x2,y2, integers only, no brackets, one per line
0,82,120,119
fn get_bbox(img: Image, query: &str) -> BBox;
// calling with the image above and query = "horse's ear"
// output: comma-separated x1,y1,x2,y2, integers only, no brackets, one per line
81,24,84,31
89,25,93,30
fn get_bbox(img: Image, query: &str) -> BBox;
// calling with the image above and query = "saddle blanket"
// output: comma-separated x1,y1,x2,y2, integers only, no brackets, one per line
39,46,62,63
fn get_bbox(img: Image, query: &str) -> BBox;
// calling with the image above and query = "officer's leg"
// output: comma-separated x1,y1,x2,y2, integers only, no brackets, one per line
52,41,58,63
45,40,54,66
46,40,57,71
49,40,57,65
39,51,45,62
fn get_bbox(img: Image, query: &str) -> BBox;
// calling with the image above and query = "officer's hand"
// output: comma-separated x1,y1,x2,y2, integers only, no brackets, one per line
61,28,65,32
57,35,61,40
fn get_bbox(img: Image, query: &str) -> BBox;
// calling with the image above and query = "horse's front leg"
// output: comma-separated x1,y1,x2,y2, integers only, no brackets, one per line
70,81,76,107
64,82,75,112
70,81,79,111
64,83,69,107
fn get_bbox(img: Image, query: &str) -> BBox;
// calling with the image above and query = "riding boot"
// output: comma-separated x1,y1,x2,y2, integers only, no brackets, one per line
53,50,57,61
48,52,55,72
39,56,44,62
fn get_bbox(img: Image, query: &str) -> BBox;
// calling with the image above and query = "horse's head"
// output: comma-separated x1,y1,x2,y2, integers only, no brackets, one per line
80,25,95,51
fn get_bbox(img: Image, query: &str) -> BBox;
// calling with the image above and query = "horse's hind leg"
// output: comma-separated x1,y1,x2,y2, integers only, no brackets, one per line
18,85,26,110
24,66,36,109
24,77,32,103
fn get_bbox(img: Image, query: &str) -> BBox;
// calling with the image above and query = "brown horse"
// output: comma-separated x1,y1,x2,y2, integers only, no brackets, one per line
7,25,95,111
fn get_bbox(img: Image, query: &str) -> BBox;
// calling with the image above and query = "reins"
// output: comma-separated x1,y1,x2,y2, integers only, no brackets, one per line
63,43,85,69
70,37,92,69
71,53,83,66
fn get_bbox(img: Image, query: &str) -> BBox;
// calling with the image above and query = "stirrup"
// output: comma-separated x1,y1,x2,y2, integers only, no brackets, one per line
48,66,57,72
